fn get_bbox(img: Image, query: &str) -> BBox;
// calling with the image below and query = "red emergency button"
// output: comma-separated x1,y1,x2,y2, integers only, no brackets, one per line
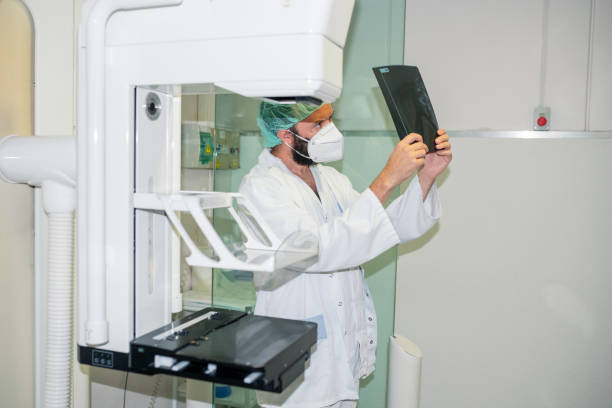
537,116,547,127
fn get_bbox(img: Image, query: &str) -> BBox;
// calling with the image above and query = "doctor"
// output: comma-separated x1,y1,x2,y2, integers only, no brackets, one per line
239,101,452,408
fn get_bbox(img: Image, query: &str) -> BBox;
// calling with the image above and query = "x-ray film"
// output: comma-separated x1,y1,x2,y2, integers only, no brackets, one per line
373,65,439,152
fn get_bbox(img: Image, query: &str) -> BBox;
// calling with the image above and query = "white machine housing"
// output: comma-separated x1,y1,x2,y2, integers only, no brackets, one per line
76,0,354,356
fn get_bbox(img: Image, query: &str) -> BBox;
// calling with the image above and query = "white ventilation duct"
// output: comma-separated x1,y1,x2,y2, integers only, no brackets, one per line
0,135,75,408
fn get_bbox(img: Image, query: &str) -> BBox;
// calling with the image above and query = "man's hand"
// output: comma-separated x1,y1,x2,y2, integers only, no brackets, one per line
370,133,428,204
418,129,453,199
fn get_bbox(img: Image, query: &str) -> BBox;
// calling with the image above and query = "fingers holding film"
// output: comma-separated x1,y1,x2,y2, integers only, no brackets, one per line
403,133,423,145
434,130,452,156
408,142,428,158
435,134,449,144
436,141,451,150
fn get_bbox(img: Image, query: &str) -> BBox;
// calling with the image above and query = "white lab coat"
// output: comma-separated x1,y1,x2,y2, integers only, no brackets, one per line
238,149,440,408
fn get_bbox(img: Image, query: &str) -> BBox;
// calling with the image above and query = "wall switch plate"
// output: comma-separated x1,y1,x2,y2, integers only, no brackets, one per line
534,106,551,131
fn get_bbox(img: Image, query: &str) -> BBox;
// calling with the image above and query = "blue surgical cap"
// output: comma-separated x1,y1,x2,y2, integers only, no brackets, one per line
257,101,320,148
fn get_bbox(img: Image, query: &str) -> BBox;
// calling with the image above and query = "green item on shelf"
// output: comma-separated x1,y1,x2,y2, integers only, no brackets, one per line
199,131,214,164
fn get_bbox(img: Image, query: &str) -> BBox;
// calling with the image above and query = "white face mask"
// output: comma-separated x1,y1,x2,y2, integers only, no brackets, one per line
286,122,344,163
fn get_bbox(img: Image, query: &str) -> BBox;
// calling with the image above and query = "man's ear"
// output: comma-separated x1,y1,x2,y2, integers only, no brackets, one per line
277,129,293,144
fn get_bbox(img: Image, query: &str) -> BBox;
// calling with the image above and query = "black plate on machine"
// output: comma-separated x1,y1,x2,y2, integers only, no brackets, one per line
130,307,317,393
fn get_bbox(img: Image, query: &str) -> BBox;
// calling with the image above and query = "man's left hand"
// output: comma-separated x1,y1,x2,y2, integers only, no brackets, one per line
416,129,452,200
420,129,452,181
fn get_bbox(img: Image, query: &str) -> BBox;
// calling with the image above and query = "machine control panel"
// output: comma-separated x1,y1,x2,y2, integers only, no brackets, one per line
91,350,115,368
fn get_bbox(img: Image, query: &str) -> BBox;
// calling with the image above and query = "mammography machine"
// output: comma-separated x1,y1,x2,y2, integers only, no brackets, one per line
76,0,354,391
1,0,355,405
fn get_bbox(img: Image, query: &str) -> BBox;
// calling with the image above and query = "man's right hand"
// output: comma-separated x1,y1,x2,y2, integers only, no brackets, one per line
369,133,428,205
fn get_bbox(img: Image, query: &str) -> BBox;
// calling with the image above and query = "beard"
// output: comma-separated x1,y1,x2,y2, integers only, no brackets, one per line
291,132,315,166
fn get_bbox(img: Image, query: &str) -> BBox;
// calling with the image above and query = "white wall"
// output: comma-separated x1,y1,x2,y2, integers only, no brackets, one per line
396,137,612,407
397,1,612,407
0,2,35,406
404,0,611,131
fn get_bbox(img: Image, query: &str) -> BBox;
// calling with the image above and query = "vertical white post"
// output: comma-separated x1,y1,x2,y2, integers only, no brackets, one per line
82,0,183,346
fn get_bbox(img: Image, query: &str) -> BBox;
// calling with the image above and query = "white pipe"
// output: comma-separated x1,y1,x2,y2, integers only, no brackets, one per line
0,135,75,187
0,136,76,407
82,0,183,345
34,188,44,408
387,335,422,408
43,180,76,408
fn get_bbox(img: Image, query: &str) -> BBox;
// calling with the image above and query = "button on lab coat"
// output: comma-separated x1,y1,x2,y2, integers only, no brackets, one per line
239,150,440,408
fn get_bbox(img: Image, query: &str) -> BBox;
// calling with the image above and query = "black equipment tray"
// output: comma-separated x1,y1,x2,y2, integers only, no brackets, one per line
129,307,317,393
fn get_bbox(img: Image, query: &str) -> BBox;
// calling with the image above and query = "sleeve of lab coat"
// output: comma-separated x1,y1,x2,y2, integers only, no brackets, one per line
385,176,441,243
239,174,401,272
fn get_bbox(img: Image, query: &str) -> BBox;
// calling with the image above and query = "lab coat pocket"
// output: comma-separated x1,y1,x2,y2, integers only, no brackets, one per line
303,314,327,340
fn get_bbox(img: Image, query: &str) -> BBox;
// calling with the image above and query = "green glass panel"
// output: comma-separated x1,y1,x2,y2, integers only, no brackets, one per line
211,92,262,313
209,129,260,313
211,94,262,407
